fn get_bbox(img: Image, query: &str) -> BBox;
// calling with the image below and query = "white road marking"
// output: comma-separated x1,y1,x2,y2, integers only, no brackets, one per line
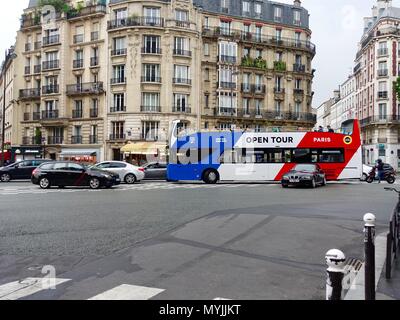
214,297,232,300
0,278,71,300
88,284,165,300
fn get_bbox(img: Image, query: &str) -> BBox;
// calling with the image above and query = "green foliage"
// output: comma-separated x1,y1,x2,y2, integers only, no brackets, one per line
241,55,267,70
395,77,400,101
274,61,286,72
38,0,74,14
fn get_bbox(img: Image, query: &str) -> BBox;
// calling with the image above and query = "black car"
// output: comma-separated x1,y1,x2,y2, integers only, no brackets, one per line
281,164,326,188
143,162,167,180
0,159,52,182
31,161,121,189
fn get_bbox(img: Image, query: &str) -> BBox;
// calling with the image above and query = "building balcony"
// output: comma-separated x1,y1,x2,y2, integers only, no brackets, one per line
214,108,237,117
33,112,41,121
141,106,161,113
107,17,165,30
172,106,191,113
42,85,59,95
33,65,41,74
109,134,126,141
71,136,83,144
19,88,41,100
219,82,236,90
111,48,127,56
73,59,84,69
48,136,63,145
173,49,191,57
73,34,84,44
90,57,99,67
294,89,305,95
241,84,266,95
110,106,126,113
378,69,388,77
67,4,106,19
89,135,98,144
42,35,60,46
378,91,388,99
42,60,60,71
72,110,83,119
360,115,400,127
66,82,104,96
202,27,316,55
22,136,39,145
91,31,99,41
170,20,191,29
111,77,126,85
142,47,162,54
274,61,287,72
293,64,306,73
20,17,41,29
173,78,192,85
90,108,99,118
219,55,237,64
42,110,59,120
141,76,162,83
34,41,41,50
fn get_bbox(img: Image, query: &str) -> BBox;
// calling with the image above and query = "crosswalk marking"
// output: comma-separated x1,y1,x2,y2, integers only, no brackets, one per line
0,278,71,300
88,284,165,301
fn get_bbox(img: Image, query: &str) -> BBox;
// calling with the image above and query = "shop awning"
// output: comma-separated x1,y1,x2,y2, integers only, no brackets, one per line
121,142,167,155
60,149,98,156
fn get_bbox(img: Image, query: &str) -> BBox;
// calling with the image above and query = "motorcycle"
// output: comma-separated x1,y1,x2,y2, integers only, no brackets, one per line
366,166,396,184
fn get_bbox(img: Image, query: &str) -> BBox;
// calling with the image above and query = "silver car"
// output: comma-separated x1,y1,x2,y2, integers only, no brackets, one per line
93,161,145,184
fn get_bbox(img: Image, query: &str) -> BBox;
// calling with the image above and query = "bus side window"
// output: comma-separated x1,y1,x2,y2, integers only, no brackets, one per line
284,150,292,163
319,149,344,163
311,150,318,163
292,149,311,163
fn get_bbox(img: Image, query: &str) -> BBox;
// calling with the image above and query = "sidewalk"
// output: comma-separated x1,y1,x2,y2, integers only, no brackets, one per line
376,259,400,300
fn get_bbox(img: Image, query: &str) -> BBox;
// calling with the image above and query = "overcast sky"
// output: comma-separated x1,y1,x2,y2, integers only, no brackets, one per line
0,0,391,108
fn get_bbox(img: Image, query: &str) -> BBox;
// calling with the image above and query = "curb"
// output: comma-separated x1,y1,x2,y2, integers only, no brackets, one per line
344,233,387,300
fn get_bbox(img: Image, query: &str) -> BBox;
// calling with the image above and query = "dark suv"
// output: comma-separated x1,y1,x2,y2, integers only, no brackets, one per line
0,159,51,182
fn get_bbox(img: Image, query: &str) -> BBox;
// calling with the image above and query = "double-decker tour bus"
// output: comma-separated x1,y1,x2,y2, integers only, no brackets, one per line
167,120,362,184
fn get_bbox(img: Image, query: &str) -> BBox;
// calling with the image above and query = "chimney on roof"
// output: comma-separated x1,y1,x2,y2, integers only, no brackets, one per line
294,0,301,7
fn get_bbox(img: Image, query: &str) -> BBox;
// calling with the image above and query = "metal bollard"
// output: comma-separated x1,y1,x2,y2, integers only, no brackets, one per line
364,213,376,300
325,249,346,300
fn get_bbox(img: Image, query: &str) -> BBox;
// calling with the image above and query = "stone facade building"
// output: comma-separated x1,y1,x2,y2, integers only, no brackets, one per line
0,0,316,163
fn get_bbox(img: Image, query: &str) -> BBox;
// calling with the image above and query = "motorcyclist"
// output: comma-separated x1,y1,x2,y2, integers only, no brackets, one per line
376,159,385,183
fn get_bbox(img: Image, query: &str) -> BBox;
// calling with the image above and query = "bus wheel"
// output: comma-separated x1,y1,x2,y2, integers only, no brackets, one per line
203,170,219,184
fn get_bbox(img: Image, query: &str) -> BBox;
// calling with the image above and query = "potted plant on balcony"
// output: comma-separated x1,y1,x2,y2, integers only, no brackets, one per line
274,61,286,72
241,55,254,68
254,57,267,70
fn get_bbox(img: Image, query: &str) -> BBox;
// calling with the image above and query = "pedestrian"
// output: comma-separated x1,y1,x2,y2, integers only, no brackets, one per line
318,126,324,132
376,159,385,184
327,126,335,133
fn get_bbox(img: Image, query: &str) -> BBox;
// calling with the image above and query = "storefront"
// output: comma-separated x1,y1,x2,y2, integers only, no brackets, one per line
120,142,167,166
11,146,43,162
60,149,101,165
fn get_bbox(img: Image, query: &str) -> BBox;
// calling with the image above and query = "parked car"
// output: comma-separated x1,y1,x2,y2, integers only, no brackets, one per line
92,161,145,184
281,164,326,188
31,162,121,189
0,159,52,182
143,162,167,180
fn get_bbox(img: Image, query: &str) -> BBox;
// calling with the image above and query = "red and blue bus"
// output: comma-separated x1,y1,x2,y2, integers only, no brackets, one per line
167,120,362,184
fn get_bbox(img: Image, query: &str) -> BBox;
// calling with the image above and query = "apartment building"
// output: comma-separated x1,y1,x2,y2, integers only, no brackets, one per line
198,0,316,132
2,0,316,163
355,0,400,168
16,0,107,162
107,0,202,161
0,47,18,162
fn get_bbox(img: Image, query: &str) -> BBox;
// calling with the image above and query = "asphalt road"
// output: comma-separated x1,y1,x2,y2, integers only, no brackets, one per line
0,180,397,300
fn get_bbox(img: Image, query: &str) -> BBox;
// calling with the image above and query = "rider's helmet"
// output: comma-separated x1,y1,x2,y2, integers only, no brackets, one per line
377,159,383,164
